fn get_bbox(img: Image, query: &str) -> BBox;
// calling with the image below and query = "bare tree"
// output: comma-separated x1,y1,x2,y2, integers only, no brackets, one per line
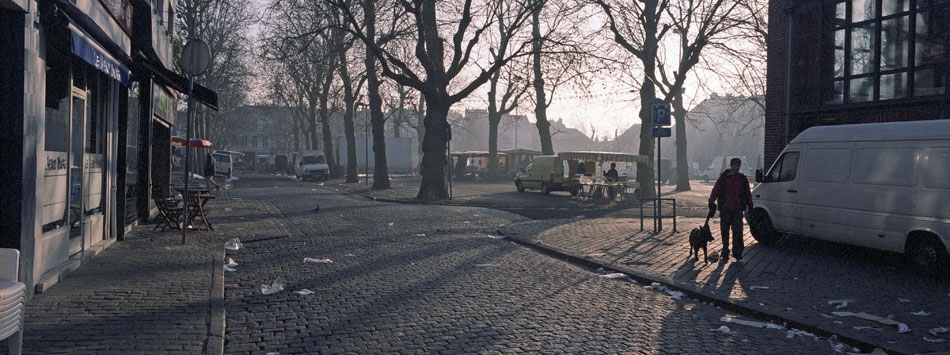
593,0,672,199
653,0,741,191
330,0,537,200
487,8,531,180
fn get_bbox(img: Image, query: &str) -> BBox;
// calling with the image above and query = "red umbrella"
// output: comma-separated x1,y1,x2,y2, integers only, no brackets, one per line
172,136,212,147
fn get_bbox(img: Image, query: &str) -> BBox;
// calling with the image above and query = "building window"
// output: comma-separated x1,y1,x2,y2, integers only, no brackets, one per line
822,0,947,105
252,136,258,147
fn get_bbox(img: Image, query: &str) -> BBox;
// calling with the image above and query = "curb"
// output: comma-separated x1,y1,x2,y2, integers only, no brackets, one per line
205,251,225,355
500,228,906,355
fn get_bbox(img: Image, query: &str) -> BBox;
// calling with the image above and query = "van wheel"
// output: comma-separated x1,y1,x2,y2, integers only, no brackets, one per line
515,181,525,193
541,183,551,195
906,233,948,274
748,209,781,244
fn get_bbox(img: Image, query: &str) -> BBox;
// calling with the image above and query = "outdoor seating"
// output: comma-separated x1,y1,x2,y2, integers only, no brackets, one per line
151,184,183,231
176,188,216,232
0,248,25,355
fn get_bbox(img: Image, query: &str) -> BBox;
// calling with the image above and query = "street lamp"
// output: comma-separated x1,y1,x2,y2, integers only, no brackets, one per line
356,99,368,186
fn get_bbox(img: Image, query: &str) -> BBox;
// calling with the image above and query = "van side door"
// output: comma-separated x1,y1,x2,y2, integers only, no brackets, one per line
761,151,802,235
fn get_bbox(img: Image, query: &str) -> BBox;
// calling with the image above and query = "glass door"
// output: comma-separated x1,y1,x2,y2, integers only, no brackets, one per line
69,91,86,254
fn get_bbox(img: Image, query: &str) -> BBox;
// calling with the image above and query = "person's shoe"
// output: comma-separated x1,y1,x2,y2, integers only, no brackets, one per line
721,250,730,261
733,252,743,260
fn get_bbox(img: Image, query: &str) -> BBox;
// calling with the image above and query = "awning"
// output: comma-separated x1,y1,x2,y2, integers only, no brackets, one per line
140,57,219,111
557,151,648,164
65,14,132,88
172,137,212,147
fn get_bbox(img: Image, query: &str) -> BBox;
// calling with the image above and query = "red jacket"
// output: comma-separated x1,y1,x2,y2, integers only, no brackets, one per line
709,169,753,212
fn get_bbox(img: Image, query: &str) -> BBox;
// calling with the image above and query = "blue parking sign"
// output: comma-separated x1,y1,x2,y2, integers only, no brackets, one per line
651,101,671,126
652,127,671,137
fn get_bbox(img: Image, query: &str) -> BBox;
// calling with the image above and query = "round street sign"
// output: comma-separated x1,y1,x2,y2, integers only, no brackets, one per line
181,39,211,76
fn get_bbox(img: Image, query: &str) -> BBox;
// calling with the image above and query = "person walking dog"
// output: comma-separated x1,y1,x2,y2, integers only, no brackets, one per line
708,158,753,261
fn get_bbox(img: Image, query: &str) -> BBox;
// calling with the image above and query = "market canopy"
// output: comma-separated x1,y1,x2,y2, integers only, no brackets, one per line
557,151,648,164
450,151,508,158
172,137,212,147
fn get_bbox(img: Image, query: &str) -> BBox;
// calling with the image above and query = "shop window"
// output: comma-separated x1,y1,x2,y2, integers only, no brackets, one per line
42,48,71,231
819,0,947,104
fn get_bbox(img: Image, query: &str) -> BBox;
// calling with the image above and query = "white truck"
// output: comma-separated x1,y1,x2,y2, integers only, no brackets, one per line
748,120,950,272
295,150,330,181
335,137,414,175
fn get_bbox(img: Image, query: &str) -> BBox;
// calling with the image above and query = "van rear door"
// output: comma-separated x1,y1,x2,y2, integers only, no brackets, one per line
761,150,802,235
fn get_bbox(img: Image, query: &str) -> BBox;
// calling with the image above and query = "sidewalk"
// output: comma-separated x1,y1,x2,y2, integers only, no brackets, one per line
498,217,950,354
21,188,283,354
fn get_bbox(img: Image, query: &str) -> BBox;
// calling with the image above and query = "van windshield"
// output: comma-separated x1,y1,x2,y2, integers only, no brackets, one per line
303,156,326,164
213,154,230,163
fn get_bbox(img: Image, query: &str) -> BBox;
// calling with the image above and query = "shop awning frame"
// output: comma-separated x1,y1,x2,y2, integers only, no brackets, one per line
140,58,219,111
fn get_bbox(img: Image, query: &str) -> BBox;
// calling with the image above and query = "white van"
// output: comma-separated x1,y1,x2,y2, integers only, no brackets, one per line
748,120,950,272
295,150,330,181
702,156,750,181
211,151,233,178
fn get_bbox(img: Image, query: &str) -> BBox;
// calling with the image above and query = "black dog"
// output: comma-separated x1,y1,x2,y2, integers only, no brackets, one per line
689,222,716,263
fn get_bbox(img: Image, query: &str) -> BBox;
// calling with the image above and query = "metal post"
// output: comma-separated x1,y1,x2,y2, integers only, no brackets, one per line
448,139,453,199
182,75,194,245
657,136,662,232
364,108,368,186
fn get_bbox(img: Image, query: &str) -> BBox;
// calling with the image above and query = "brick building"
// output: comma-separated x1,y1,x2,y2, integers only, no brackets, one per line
766,0,949,166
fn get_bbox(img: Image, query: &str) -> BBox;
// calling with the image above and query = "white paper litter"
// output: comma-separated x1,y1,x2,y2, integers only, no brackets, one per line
266,352,279,355
832,311,853,317
711,326,731,334
260,277,285,295
846,349,887,355
911,310,931,316
225,258,238,268
828,335,858,353
786,329,817,339
225,238,243,251
224,208,232,212
853,326,883,331
749,286,770,290
923,337,946,343
720,317,785,330
897,298,911,303
223,265,236,272
303,258,333,264
929,327,949,336
488,234,505,239
475,263,496,268
649,282,685,300
599,273,627,279
294,289,315,295
415,233,426,237
898,323,911,333
828,299,854,309
574,215,586,219
388,222,394,226
231,197,242,200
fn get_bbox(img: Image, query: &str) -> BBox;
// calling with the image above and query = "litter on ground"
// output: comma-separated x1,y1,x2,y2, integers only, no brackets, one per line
923,337,946,343
415,233,426,237
930,327,949,336
223,265,236,272
898,298,911,303
225,238,243,251
720,316,785,330
475,263,496,268
488,234,505,239
846,348,887,355
224,208,232,212
260,277,285,295
649,283,685,300
225,258,238,268
828,299,854,309
749,286,770,290
834,311,911,333
786,329,817,339
294,289,315,295
911,310,931,316
853,326,883,331
599,273,627,279
711,326,731,334
303,258,333,264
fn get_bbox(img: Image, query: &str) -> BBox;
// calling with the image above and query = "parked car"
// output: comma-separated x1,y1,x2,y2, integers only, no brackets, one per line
211,151,232,178
702,155,750,182
295,150,330,181
748,120,950,272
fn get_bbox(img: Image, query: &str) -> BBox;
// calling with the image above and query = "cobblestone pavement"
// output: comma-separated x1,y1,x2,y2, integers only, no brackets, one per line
327,175,718,220
222,174,848,354
22,182,279,354
498,217,950,354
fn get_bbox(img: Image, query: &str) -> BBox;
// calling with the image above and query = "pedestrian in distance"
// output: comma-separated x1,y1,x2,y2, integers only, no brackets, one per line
204,153,220,191
604,162,619,182
708,157,753,261
576,161,586,176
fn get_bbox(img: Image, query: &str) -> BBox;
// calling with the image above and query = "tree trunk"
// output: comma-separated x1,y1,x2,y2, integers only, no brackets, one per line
365,0,390,190
672,93,691,191
487,113,501,180
416,99,451,200
339,63,359,183
531,5,554,155
319,73,338,178
308,94,319,151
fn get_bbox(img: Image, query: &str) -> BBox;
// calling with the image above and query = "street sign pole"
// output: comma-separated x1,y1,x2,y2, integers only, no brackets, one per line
180,38,211,245
650,99,671,232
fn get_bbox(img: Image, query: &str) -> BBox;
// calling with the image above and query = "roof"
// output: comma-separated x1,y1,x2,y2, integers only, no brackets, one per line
791,120,950,144
450,151,507,157
557,151,648,163
502,149,543,155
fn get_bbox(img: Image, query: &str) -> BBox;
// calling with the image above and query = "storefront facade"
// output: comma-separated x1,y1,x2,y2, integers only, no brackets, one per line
0,0,214,296
765,0,949,167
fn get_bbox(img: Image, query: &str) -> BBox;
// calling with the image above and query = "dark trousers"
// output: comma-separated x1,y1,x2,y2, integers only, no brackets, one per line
719,211,744,257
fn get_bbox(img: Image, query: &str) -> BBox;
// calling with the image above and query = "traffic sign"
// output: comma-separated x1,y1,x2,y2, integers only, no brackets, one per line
652,127,671,137
181,39,211,76
651,100,671,126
